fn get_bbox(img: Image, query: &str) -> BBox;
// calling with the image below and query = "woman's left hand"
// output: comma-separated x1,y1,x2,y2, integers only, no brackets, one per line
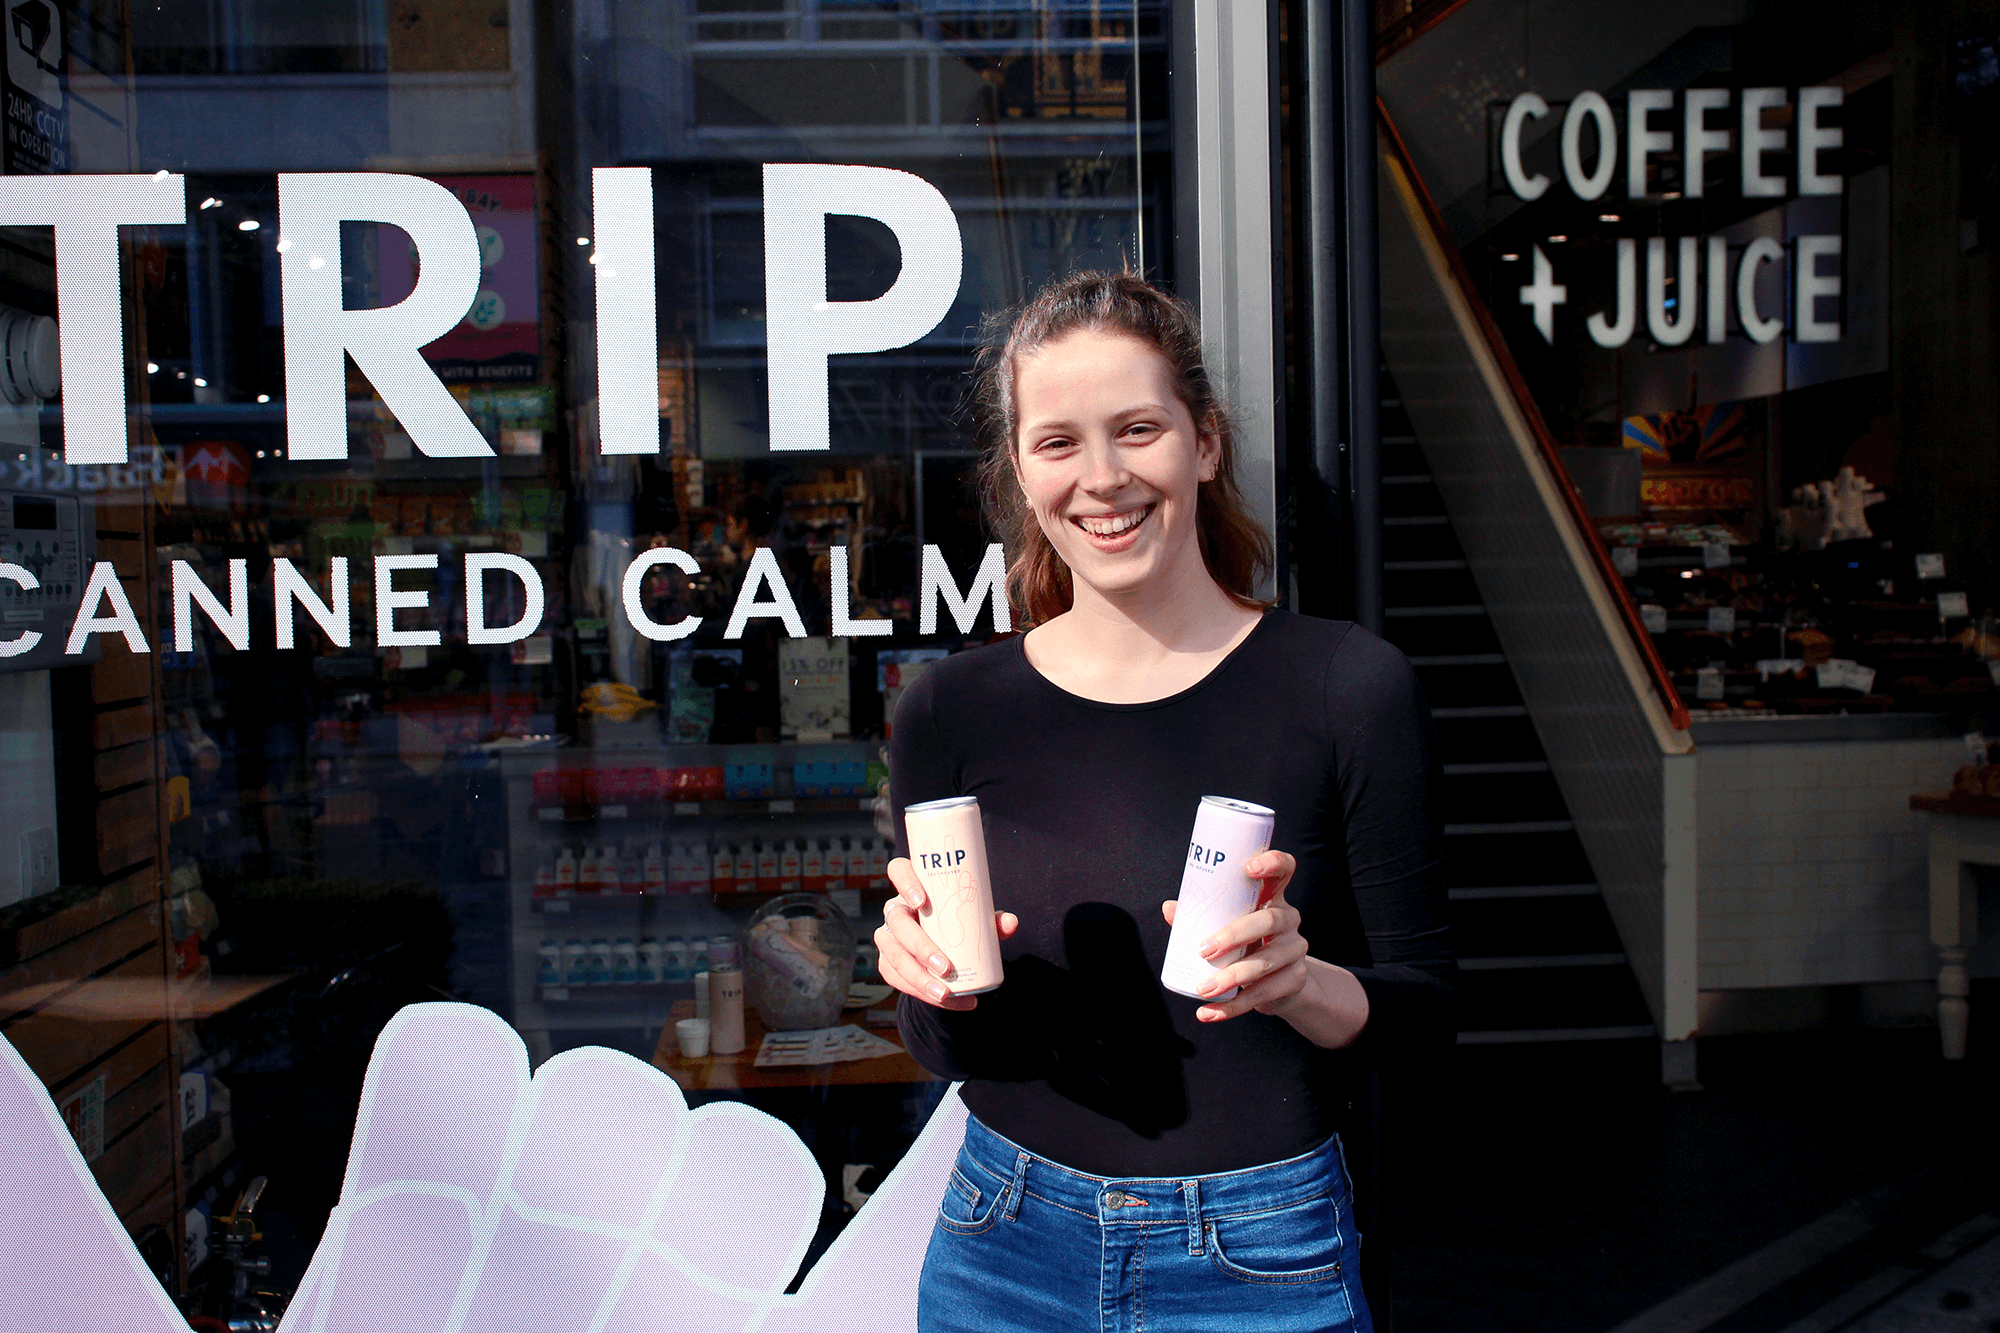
1161,849,1370,1048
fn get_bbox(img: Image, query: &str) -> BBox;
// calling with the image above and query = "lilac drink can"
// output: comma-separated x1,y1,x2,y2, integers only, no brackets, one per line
1161,796,1275,1001
904,795,1004,995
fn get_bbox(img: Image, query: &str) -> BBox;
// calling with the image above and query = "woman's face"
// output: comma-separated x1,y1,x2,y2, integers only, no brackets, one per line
1012,328,1219,604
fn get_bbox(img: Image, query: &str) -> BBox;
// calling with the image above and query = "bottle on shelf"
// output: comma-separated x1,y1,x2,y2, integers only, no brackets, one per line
644,841,666,895
536,939,560,985
638,937,662,983
712,842,736,894
561,938,588,984
621,841,645,895
825,837,847,893
689,839,712,893
578,845,601,894
757,839,779,891
869,835,890,888
662,935,688,982
612,937,638,984
802,839,824,893
585,937,612,985
689,935,711,976
734,841,756,892
555,847,578,896
780,839,802,892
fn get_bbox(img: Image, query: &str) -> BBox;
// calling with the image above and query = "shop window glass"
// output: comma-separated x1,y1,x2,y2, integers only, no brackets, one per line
0,0,1173,1313
1381,1,1999,722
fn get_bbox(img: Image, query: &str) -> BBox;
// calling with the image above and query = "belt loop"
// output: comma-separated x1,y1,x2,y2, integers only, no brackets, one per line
1183,1177,1203,1255
1002,1151,1029,1222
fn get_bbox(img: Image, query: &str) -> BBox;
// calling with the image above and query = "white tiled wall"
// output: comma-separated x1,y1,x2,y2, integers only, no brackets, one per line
1697,739,1961,991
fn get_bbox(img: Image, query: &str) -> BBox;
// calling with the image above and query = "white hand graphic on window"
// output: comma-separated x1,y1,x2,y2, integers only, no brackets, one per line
0,1003,966,1333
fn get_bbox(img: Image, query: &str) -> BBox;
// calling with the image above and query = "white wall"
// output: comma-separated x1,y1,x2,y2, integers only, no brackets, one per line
1697,738,1961,992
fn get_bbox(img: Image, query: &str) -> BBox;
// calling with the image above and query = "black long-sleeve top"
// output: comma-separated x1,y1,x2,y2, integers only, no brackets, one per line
891,611,1455,1177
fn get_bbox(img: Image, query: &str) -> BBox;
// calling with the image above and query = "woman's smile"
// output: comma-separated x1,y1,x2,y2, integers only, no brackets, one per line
1072,502,1156,547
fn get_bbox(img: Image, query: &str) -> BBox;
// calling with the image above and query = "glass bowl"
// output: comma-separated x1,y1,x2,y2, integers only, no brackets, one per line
743,893,856,1032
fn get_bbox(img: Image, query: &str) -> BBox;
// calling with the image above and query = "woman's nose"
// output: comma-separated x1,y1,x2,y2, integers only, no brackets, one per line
1077,439,1129,493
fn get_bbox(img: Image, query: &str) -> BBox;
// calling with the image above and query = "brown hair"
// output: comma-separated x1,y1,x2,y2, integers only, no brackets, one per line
971,271,1273,627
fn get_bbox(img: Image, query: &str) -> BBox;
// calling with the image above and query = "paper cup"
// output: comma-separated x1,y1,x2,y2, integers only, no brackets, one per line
675,1017,711,1059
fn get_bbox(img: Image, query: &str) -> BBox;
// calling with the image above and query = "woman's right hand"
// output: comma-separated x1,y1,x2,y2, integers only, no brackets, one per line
876,856,1019,1011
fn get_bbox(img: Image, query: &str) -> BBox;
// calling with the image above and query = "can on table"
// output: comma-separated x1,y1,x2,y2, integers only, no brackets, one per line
903,795,1003,996
1160,796,1276,1001
709,963,746,1054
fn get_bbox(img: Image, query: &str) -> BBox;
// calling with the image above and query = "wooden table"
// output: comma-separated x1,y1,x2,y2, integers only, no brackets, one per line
650,999,942,1090
1910,791,1997,1059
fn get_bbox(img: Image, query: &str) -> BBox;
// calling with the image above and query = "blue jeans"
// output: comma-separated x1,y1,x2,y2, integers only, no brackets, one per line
918,1113,1374,1333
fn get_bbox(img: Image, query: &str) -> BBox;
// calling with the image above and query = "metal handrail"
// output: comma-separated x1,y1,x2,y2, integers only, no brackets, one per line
1375,0,1474,64
1375,101,1692,731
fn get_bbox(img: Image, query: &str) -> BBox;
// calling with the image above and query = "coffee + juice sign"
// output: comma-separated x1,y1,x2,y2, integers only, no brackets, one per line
1497,86,1847,349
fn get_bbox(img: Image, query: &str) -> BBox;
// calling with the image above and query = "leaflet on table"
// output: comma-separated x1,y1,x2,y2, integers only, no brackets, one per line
752,1025,901,1066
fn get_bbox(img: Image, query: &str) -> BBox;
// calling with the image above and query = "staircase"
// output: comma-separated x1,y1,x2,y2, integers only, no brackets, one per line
1377,384,1656,1045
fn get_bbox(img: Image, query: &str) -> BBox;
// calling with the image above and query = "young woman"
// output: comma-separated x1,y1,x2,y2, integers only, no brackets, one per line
875,272,1454,1333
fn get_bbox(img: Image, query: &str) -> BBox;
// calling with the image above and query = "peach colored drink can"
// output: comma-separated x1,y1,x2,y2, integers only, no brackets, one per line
1161,796,1275,1000
904,796,1004,995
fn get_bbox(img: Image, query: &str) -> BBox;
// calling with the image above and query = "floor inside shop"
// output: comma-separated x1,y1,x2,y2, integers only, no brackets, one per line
1383,985,1999,1333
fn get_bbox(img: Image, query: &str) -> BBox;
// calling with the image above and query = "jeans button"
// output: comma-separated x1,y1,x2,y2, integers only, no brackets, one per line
1104,1190,1126,1209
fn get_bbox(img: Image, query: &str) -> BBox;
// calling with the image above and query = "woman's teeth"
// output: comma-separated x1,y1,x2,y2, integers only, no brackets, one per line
1076,506,1151,537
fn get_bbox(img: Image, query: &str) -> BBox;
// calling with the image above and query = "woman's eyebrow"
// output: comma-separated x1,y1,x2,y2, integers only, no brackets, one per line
1021,416,1079,436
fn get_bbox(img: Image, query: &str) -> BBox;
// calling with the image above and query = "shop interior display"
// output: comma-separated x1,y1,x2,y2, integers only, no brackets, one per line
1592,442,1996,717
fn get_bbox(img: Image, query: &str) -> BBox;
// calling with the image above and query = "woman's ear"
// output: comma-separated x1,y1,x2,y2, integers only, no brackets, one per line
1197,421,1222,483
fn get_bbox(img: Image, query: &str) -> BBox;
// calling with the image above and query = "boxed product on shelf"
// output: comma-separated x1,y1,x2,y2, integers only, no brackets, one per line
724,762,774,799
663,766,725,801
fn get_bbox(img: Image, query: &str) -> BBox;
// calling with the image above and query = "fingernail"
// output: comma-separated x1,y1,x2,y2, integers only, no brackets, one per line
929,954,952,976
927,981,949,1001
1196,1007,1220,1022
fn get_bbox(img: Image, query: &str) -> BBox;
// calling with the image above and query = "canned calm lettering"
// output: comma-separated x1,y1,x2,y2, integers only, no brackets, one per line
904,795,1003,995
1160,796,1276,1001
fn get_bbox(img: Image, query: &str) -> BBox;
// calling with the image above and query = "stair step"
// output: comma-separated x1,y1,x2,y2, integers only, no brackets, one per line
1431,704,1527,718
1442,760,1548,775
1459,952,1629,971
1446,819,1574,835
1452,965,1654,1030
1384,559,1468,571
1384,515,1451,527
1409,653,1508,666
1457,1025,1657,1044
1449,883,1598,900
1384,604,1486,617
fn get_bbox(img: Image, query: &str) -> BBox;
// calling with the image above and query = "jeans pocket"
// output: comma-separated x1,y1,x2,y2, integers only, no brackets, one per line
936,1166,1007,1236
1206,1192,1346,1285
